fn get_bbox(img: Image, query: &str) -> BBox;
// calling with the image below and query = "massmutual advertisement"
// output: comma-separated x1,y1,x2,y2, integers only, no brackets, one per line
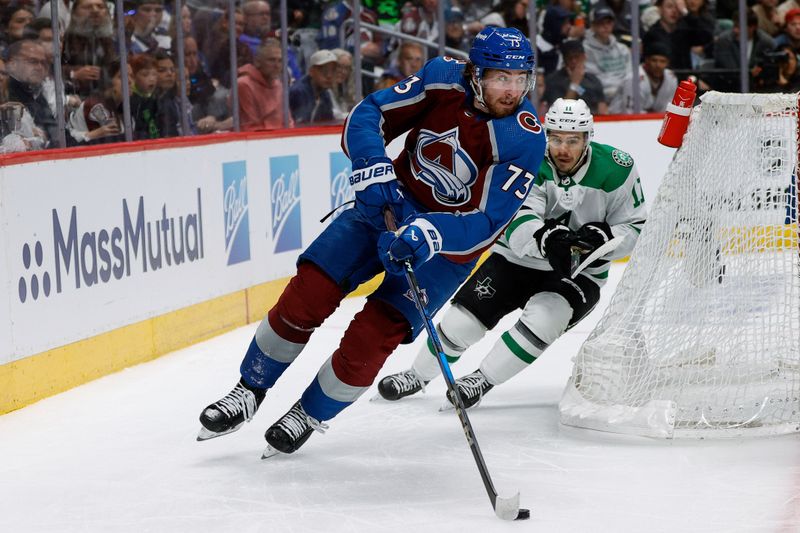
0,137,355,363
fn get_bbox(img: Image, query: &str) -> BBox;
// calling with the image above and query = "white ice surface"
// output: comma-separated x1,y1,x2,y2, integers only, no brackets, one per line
1,264,799,533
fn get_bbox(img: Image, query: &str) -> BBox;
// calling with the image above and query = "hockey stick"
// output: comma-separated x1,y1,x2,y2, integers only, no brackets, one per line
570,235,626,279
383,210,530,521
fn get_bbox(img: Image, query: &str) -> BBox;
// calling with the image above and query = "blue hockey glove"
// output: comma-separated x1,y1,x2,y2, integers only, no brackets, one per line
351,161,404,229
533,218,578,277
378,219,442,276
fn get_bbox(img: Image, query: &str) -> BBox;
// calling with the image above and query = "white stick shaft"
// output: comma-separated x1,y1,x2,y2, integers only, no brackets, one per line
571,236,626,279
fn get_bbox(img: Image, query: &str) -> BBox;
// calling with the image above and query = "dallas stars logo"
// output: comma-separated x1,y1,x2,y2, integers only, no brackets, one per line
474,277,496,300
612,149,633,168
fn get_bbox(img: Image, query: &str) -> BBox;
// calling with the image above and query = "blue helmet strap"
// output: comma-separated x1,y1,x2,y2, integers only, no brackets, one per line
470,65,487,109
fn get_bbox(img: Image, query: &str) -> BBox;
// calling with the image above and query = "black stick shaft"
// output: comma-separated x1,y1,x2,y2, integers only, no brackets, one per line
383,211,501,510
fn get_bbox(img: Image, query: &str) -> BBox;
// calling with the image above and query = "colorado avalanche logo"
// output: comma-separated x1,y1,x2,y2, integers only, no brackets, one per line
410,127,479,206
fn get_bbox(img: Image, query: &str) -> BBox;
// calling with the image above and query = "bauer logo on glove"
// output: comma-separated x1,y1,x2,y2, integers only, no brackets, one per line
349,163,395,188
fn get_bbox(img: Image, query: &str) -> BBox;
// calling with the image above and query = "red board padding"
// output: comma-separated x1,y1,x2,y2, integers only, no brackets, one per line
0,113,663,168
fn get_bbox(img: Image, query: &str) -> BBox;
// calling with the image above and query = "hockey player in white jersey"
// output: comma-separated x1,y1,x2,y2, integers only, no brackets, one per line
377,98,647,408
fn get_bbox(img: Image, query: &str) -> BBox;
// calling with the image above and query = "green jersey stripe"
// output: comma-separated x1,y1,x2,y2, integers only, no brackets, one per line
505,214,539,241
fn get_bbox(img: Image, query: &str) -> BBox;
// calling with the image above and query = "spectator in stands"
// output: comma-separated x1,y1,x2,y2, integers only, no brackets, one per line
538,5,578,74
584,6,631,114
68,59,130,144
155,52,176,94
289,49,337,125
758,43,800,91
593,0,633,44
623,41,678,113
192,0,224,61
37,0,71,35
236,39,292,131
753,0,781,37
685,0,716,68
28,18,82,129
318,0,383,93
62,0,117,98
182,36,229,133
643,0,714,71
374,41,424,90
0,6,35,51
775,8,800,52
5,39,59,146
129,53,161,139
489,0,531,36
0,101,47,152
167,4,193,43
206,7,252,88
542,39,608,115
444,6,469,52
777,0,800,27
28,18,57,62
240,0,271,55
400,0,440,42
154,50,195,136
129,0,170,55
331,48,354,120
715,8,775,91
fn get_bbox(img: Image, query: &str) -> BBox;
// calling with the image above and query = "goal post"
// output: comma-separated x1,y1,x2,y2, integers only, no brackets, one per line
559,92,800,438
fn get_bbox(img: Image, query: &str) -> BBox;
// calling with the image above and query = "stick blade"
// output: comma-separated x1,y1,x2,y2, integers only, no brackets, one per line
494,492,522,521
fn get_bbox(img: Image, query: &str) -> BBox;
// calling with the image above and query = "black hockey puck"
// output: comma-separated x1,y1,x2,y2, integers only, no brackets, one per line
516,508,531,520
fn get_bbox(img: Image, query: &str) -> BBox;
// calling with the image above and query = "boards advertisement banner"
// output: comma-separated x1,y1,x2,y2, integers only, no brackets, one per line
0,119,668,364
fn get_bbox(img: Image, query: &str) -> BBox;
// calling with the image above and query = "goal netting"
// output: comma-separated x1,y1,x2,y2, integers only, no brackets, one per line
559,92,800,438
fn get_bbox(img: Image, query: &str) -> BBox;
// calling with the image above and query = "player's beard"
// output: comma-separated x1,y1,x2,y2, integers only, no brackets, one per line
484,96,518,118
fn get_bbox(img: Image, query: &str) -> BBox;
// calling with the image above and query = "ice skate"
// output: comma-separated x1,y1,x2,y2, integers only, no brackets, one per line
197,379,266,441
446,369,494,410
261,401,328,458
376,369,428,401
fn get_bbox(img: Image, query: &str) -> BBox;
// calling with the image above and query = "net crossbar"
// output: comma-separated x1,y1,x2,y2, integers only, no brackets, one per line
559,92,800,438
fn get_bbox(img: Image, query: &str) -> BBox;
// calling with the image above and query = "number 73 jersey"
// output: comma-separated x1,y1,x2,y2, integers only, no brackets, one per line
343,56,547,263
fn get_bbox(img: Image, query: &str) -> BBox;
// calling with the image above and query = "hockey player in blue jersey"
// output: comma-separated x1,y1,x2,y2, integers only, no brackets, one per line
197,27,547,456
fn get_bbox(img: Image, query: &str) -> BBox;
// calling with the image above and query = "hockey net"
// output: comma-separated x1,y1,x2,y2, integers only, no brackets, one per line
559,92,800,438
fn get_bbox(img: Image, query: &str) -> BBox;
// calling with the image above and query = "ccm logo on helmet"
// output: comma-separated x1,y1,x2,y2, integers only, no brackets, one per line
517,111,542,134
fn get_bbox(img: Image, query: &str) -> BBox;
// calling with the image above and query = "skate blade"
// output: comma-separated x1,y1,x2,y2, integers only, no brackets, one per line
494,492,524,521
196,425,240,442
369,392,386,402
261,444,283,460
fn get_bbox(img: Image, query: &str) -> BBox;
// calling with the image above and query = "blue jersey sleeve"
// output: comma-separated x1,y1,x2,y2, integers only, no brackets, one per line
342,57,468,169
413,104,547,258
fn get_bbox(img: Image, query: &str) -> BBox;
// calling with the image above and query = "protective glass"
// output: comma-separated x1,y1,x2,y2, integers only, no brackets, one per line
479,71,532,92
548,135,586,148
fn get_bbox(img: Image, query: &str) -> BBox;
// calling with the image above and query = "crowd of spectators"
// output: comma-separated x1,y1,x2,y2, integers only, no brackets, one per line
0,0,798,153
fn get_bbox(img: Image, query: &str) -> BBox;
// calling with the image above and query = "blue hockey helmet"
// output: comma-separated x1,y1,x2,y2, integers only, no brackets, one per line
469,27,535,76
468,27,535,107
